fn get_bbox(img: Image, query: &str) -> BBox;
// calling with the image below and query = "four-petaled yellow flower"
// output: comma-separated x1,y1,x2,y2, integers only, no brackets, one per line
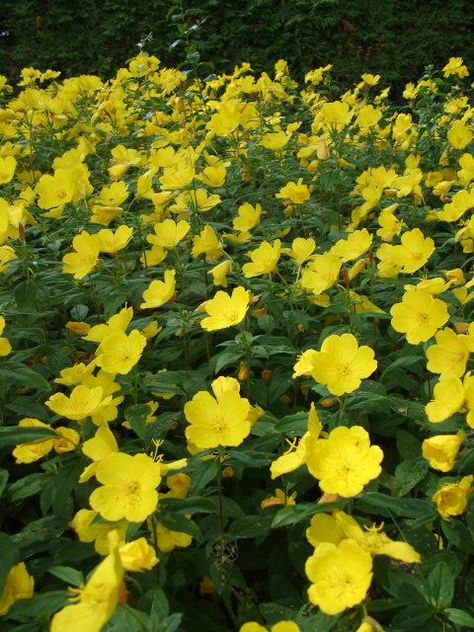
184,377,252,448
90,452,162,522
62,231,100,280
306,425,383,497
390,288,450,344
200,286,250,331
46,385,112,422
305,539,373,615
293,333,377,396
96,329,147,374
242,240,281,278
140,270,176,309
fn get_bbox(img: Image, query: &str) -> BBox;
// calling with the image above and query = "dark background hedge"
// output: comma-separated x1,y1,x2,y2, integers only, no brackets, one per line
1,0,474,90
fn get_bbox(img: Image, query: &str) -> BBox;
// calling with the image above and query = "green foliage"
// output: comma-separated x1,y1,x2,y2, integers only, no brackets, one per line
2,0,474,92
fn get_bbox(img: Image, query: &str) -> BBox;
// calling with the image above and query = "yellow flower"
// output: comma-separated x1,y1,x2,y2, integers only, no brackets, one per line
294,333,377,396
329,229,372,263
305,539,373,614
83,306,133,343
447,120,473,150
46,385,112,422
154,523,193,552
396,228,435,273
96,329,147,374
299,253,341,295
283,237,316,265
36,169,75,209
191,225,223,262
276,178,310,204
270,403,321,479
90,452,162,522
425,374,465,423
96,225,133,254
233,202,262,232
422,433,465,472
80,425,119,483
306,426,383,497
0,245,17,273
457,153,474,186
50,545,123,632
425,328,469,377
147,219,190,249
307,510,420,564
0,562,34,616
71,509,128,555
443,57,469,78
432,475,473,518
242,240,281,278
62,231,100,280
208,260,232,287
12,418,78,464
119,537,159,571
200,286,250,331
356,105,382,129
0,315,11,356
0,155,16,184
140,270,176,309
260,130,290,151
184,378,251,449
390,288,450,344
261,488,297,508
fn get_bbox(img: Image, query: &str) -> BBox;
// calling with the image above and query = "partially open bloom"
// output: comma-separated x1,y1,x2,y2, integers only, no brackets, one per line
50,544,123,632
0,563,34,616
140,270,176,309
242,240,281,278
432,475,473,518
422,433,465,472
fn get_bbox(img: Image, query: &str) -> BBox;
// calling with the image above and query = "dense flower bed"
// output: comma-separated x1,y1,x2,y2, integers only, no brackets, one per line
0,54,473,631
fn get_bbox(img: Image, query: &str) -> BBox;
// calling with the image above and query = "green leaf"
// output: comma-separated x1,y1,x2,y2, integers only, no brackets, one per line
426,561,455,608
358,493,434,519
0,426,56,449
0,362,50,392
271,501,344,528
395,458,428,496
125,404,150,439
444,608,474,628
8,591,68,620
48,566,83,587
0,469,9,498
227,514,273,539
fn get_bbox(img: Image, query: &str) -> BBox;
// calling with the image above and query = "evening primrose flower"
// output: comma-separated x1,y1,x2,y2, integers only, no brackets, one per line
443,57,469,78
154,523,193,553
306,510,420,563
283,237,316,265
242,240,281,278
140,270,176,309
207,260,232,287
96,329,147,374
80,425,119,483
96,225,133,254
396,228,435,273
12,418,79,464
90,452,162,522
305,539,373,614
71,508,128,555
233,202,262,232
293,333,377,396
119,537,159,571
200,286,250,331
83,306,133,343
432,475,473,518
50,545,123,632
329,229,372,263
0,563,34,616
422,433,465,472
184,378,251,449
0,315,11,356
191,225,223,262
46,385,112,422
62,231,100,279
306,426,383,497
425,328,470,377
299,253,341,296
447,120,473,150
276,178,310,204
390,288,450,344
147,219,190,249
425,374,465,423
